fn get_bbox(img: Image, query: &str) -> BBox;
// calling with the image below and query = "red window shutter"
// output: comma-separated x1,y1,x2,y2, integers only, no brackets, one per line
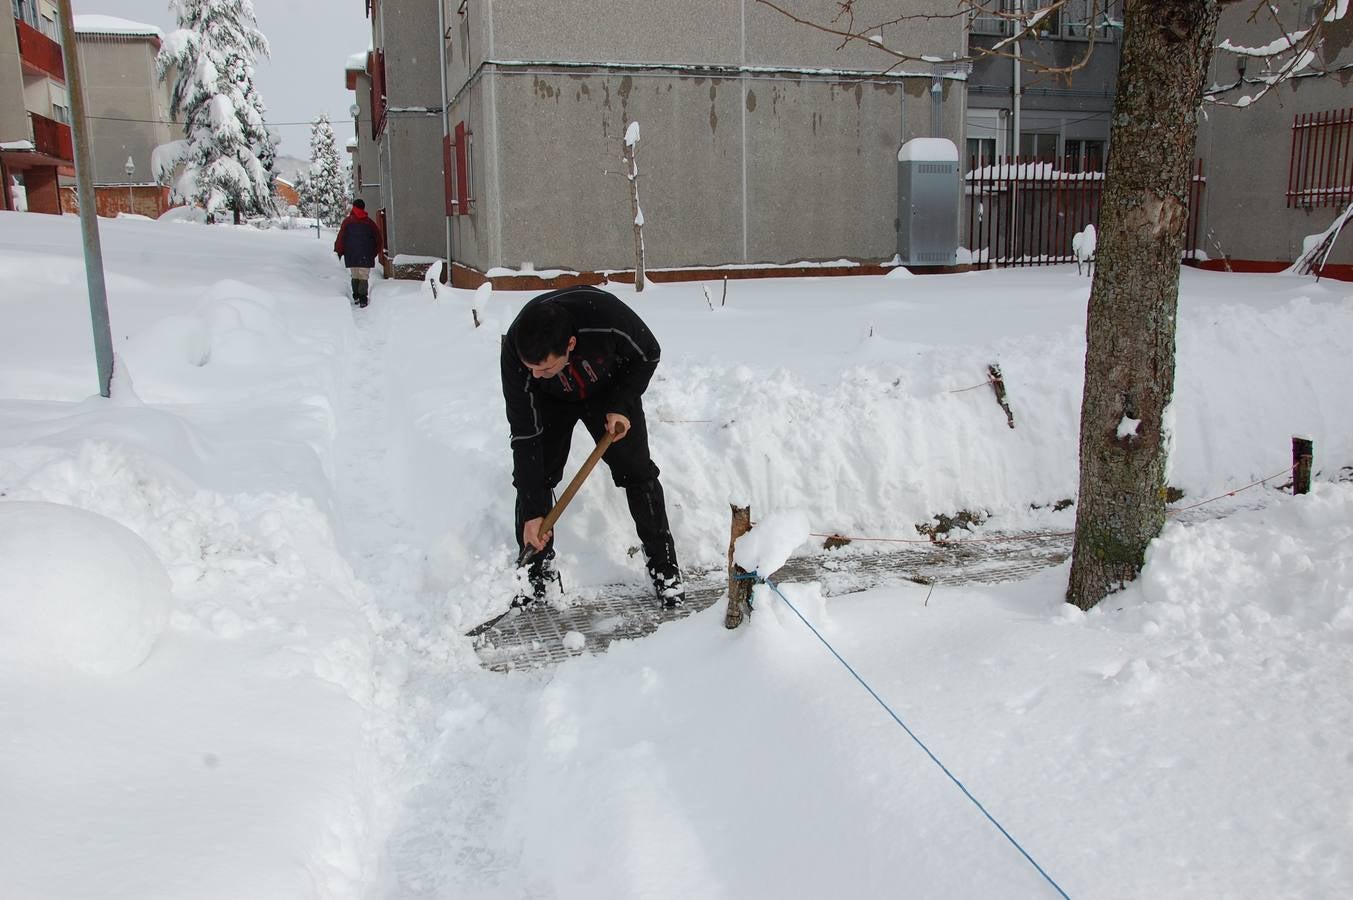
454,121,470,214
443,134,456,215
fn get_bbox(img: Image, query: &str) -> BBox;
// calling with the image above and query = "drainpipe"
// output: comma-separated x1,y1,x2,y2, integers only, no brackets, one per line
1012,26,1022,157
930,70,943,137
437,0,452,278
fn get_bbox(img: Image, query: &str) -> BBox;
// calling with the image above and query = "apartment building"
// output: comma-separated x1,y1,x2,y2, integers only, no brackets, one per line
350,1,968,280
69,15,176,217
344,49,383,216
354,0,444,259
1,0,72,214
965,0,1124,171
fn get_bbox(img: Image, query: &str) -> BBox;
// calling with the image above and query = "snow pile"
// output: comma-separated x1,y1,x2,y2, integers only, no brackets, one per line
1115,483,1353,644
0,500,171,675
733,509,811,575
0,214,379,898
1072,223,1096,266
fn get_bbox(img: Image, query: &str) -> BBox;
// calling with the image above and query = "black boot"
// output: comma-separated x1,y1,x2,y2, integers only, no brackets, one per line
625,478,683,607
356,280,369,308
350,278,360,304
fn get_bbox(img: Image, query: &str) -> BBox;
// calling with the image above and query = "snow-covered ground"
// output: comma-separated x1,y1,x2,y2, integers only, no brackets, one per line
1,210,1350,898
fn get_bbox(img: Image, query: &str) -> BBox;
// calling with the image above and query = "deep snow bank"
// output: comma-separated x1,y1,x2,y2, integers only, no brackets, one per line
0,213,379,898
384,267,1353,627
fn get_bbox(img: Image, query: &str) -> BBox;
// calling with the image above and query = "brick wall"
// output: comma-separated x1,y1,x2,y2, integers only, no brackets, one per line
59,185,173,218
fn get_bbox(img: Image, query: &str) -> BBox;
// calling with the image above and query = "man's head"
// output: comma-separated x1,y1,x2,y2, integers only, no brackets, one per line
353,198,366,210
516,301,576,378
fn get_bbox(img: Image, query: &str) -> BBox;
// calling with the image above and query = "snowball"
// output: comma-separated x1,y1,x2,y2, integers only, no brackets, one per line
734,510,811,576
0,502,172,675
561,631,586,651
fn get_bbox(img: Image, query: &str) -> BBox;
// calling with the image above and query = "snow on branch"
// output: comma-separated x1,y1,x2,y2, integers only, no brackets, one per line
1208,0,1348,107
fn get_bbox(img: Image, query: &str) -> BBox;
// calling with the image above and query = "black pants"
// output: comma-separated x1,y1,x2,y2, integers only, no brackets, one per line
514,397,678,574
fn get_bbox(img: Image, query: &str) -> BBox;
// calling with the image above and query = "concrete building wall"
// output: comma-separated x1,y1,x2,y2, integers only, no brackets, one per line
488,0,956,69
0,19,29,142
376,0,446,257
1198,5,1353,265
74,36,174,185
445,0,966,273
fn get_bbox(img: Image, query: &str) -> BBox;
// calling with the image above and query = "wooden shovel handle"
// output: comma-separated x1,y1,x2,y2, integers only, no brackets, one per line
519,430,617,565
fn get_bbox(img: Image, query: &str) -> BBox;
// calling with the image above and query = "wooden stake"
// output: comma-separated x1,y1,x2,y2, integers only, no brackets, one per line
988,363,1015,429
1293,436,1313,495
725,504,752,629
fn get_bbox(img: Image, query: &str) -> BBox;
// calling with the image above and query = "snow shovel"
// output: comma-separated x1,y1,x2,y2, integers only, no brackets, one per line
466,430,617,637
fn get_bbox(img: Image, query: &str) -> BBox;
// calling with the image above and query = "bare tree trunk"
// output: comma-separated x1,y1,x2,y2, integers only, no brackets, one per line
623,133,646,292
1066,0,1223,610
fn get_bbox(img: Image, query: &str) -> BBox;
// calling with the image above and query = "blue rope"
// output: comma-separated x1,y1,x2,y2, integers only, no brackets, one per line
745,572,1072,900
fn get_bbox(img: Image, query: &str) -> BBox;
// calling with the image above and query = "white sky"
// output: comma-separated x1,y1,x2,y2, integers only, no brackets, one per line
73,0,371,157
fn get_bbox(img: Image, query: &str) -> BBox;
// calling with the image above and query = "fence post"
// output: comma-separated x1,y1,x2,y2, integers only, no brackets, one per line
725,504,753,629
1292,436,1313,495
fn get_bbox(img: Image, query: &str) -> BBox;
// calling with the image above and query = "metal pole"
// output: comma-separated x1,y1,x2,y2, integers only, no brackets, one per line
437,0,453,278
56,0,114,397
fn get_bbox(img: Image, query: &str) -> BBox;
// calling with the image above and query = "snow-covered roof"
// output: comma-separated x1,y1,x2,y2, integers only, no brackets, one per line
73,15,165,40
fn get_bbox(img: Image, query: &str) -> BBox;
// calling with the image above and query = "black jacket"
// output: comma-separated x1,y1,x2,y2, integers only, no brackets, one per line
333,211,384,268
502,286,661,519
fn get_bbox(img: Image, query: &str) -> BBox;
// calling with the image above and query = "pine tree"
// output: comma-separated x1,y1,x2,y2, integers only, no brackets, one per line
306,115,349,225
157,0,277,224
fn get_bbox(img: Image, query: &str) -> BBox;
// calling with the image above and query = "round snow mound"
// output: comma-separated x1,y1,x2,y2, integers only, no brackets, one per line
0,501,172,675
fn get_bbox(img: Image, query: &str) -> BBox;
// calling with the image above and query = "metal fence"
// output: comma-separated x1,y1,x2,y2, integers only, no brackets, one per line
964,157,1206,267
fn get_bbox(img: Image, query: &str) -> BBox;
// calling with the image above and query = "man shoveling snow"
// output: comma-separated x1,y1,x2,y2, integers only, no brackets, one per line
501,286,684,608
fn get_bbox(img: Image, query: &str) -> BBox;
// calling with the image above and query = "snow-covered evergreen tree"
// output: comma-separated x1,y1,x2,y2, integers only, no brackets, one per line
156,0,277,223
306,115,349,225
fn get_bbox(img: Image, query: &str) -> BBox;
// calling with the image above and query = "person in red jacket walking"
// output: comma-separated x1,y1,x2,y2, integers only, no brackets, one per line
333,199,384,308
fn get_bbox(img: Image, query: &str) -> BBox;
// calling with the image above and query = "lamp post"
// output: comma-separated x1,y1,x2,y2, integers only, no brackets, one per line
124,155,134,215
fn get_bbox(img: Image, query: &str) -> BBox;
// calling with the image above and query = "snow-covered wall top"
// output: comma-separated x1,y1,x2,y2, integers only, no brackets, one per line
345,51,368,72
73,15,164,39
898,138,959,163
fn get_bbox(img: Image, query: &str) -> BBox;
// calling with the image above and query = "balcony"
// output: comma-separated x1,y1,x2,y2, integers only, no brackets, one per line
29,111,73,163
15,17,65,82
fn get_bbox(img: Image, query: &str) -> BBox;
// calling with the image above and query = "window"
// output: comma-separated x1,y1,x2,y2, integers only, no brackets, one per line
369,50,387,139
51,103,70,124
1063,138,1105,172
12,0,38,29
970,0,1009,36
1019,132,1058,161
1288,107,1353,208
967,137,997,171
448,121,473,215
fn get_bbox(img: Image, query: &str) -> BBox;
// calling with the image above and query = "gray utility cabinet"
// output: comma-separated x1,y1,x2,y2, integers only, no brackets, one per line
897,138,960,266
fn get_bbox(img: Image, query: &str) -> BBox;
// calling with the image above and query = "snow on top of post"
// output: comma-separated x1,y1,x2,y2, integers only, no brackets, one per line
897,138,958,163
625,121,641,147
346,51,368,71
73,15,165,39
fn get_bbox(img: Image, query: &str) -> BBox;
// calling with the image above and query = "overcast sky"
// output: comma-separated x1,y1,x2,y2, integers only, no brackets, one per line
74,0,371,158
